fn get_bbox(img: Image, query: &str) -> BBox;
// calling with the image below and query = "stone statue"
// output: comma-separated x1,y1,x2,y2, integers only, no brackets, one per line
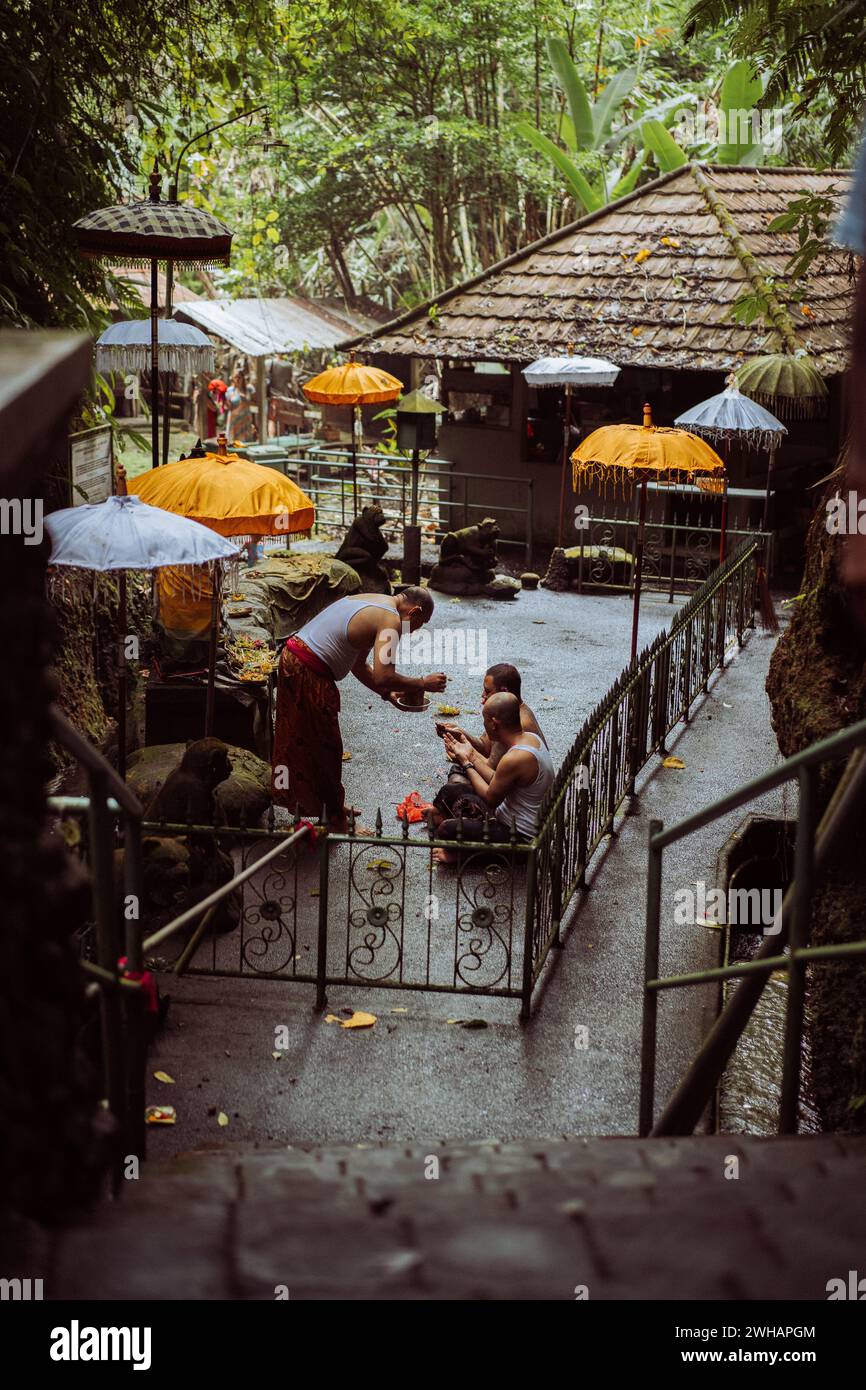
335,504,391,593
429,517,519,599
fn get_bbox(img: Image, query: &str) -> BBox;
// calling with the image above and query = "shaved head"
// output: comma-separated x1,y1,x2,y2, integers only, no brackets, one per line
483,691,521,730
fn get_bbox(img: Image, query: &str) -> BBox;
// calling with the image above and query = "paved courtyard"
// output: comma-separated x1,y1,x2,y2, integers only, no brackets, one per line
143,583,786,1157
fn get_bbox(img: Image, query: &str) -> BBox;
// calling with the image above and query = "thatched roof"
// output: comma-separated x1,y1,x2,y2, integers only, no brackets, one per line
344,163,854,375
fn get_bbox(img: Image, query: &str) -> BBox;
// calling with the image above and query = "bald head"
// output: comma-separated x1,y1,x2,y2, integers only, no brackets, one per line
483,691,521,732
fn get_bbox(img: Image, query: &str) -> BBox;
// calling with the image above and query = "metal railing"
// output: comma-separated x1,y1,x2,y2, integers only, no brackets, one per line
570,508,767,598
521,537,761,1015
639,722,866,1138
277,444,536,566
47,707,147,1181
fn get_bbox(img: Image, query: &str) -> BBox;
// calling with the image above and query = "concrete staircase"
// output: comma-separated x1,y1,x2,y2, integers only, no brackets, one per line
13,1135,866,1300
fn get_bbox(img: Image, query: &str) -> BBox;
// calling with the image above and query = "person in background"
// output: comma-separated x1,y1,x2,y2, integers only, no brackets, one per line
225,365,255,443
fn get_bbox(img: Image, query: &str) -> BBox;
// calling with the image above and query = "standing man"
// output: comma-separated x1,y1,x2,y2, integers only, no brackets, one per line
272,586,445,830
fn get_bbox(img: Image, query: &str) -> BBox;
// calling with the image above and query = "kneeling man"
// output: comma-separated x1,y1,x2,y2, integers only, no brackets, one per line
433,692,553,862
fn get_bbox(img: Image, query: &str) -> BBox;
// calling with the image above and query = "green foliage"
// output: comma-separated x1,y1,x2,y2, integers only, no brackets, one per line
641,119,688,171
684,0,865,161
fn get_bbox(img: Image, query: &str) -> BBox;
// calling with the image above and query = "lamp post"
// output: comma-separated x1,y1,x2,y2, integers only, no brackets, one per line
396,390,442,585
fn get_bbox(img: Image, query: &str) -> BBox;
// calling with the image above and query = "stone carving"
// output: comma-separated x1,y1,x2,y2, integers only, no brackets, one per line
429,517,519,599
334,504,391,593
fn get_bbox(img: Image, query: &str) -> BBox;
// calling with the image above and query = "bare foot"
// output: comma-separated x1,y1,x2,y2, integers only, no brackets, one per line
433,847,457,865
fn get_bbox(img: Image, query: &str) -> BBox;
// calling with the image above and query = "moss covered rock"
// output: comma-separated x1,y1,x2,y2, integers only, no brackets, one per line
765,468,866,1133
127,742,271,827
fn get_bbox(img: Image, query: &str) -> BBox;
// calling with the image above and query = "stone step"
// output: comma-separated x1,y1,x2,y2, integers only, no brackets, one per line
11,1134,866,1300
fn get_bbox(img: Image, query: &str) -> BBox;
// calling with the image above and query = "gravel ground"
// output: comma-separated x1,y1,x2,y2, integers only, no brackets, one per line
144,585,787,1156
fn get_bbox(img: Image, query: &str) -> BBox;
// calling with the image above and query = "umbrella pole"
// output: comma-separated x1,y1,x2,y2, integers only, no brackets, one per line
351,406,359,515
162,259,174,466
118,569,127,782
150,258,160,469
719,439,729,563
630,477,648,665
762,444,776,534
557,383,572,548
205,562,221,738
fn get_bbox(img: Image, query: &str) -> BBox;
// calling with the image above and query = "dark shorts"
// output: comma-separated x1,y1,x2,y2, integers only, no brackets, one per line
433,780,530,845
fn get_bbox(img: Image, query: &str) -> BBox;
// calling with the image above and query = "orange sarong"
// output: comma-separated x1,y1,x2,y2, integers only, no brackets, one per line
272,639,348,831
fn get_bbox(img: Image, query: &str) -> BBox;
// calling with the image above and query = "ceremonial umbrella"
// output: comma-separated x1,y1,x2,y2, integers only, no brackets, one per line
736,353,828,420
133,435,315,733
675,372,787,559
74,164,232,470
45,485,240,779
572,404,725,662
96,319,216,376
302,358,403,511
522,349,620,546
96,318,217,464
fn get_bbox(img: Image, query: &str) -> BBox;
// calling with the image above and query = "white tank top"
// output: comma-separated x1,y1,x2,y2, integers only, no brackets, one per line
295,596,397,681
495,735,554,839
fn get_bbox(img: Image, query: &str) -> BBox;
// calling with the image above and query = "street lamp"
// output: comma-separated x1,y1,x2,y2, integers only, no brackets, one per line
396,389,443,584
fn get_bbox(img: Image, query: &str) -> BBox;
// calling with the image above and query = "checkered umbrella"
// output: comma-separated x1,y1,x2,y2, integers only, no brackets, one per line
74,164,233,470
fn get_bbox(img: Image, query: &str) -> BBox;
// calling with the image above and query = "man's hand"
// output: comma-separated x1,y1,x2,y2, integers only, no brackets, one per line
422,672,448,692
444,731,473,767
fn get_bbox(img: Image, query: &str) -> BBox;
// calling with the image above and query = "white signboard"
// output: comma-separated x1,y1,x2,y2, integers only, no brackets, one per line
69,426,113,506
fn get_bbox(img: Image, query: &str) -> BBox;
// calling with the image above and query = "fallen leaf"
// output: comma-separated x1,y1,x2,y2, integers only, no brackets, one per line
366,858,396,873
663,756,686,769
341,1010,377,1029
145,1105,176,1125
272,1052,282,1060
632,325,643,336
532,620,546,625
324,1014,343,1024
619,251,630,262
217,1111,229,1127
153,1070,175,1085
390,1007,409,1014
446,1018,460,1025
660,236,681,249
342,751,352,761
634,248,652,264
437,705,461,715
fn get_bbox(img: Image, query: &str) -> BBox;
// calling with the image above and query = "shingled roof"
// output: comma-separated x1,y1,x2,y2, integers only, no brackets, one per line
344,163,854,375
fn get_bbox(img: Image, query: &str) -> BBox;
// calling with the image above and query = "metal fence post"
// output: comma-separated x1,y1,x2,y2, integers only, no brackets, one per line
576,783,589,889
87,769,125,1181
779,765,818,1133
639,818,664,1136
315,824,330,1013
121,810,147,1162
520,845,539,1022
550,806,564,946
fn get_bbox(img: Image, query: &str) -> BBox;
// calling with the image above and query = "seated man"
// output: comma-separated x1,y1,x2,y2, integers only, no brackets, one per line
432,693,554,863
436,662,547,819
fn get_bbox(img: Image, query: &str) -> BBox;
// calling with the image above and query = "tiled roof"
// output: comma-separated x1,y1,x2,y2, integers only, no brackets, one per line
344,164,855,375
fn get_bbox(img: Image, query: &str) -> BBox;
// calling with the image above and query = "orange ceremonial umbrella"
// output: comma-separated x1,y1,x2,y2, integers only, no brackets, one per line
572,403,725,662
302,357,403,510
134,434,315,734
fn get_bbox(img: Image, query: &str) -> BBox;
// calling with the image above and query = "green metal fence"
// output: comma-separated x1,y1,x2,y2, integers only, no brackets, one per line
639,723,866,1138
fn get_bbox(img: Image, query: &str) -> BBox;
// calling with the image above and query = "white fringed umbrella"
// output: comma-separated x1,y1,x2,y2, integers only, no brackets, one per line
675,374,787,558
522,350,621,545
47,492,239,777
674,377,787,453
522,354,620,388
96,318,216,376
